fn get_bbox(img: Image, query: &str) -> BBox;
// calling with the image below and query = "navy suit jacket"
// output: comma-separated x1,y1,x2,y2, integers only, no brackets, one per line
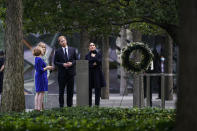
54,46,77,77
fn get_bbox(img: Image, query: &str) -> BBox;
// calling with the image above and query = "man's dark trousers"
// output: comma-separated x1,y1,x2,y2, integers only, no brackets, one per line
58,74,74,107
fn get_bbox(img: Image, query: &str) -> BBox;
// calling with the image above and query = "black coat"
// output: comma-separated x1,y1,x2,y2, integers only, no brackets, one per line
54,46,77,77
85,50,106,89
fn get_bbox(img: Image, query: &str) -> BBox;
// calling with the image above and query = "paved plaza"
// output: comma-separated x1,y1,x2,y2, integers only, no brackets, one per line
1,69,177,110
0,93,176,109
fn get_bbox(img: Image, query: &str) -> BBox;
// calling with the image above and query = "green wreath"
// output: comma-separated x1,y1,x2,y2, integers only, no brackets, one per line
121,42,153,73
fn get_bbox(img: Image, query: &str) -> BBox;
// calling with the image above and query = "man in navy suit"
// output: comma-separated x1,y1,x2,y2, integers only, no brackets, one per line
54,36,77,107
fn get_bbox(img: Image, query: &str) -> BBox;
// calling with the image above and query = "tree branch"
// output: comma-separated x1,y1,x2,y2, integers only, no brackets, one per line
111,17,180,44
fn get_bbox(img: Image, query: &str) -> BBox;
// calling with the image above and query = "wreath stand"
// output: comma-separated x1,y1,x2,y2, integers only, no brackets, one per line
121,42,153,108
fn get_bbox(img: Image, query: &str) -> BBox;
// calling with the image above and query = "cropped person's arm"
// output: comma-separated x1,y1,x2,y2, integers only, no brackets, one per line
0,65,4,72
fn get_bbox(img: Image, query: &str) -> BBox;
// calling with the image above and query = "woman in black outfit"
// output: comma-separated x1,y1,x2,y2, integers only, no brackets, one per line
85,43,105,106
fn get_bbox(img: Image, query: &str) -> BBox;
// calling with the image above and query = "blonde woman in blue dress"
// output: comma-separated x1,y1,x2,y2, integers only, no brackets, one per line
33,46,53,111
37,42,50,109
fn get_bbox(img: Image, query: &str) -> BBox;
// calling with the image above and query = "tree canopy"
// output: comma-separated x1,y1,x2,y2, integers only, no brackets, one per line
0,0,179,39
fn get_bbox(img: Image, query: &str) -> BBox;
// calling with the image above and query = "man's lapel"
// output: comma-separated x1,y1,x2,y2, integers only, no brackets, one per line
60,48,64,55
67,47,70,60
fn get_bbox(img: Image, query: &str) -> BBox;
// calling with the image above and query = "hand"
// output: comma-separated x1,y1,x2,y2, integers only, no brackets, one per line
63,63,69,67
50,66,55,70
91,53,96,57
63,62,72,68
46,66,54,70
67,62,72,67
93,62,97,66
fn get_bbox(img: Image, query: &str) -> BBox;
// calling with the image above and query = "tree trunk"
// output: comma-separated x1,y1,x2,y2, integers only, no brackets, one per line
120,27,128,96
101,36,109,99
80,28,89,60
132,30,144,107
0,0,25,112
164,34,173,100
176,0,197,130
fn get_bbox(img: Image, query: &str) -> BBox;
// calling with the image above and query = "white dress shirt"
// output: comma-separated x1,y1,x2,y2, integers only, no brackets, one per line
62,46,68,57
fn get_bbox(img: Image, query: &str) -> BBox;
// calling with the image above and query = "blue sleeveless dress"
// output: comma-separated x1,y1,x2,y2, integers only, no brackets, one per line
35,57,48,92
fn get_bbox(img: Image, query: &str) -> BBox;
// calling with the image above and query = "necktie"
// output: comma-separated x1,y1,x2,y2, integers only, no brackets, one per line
64,48,68,61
